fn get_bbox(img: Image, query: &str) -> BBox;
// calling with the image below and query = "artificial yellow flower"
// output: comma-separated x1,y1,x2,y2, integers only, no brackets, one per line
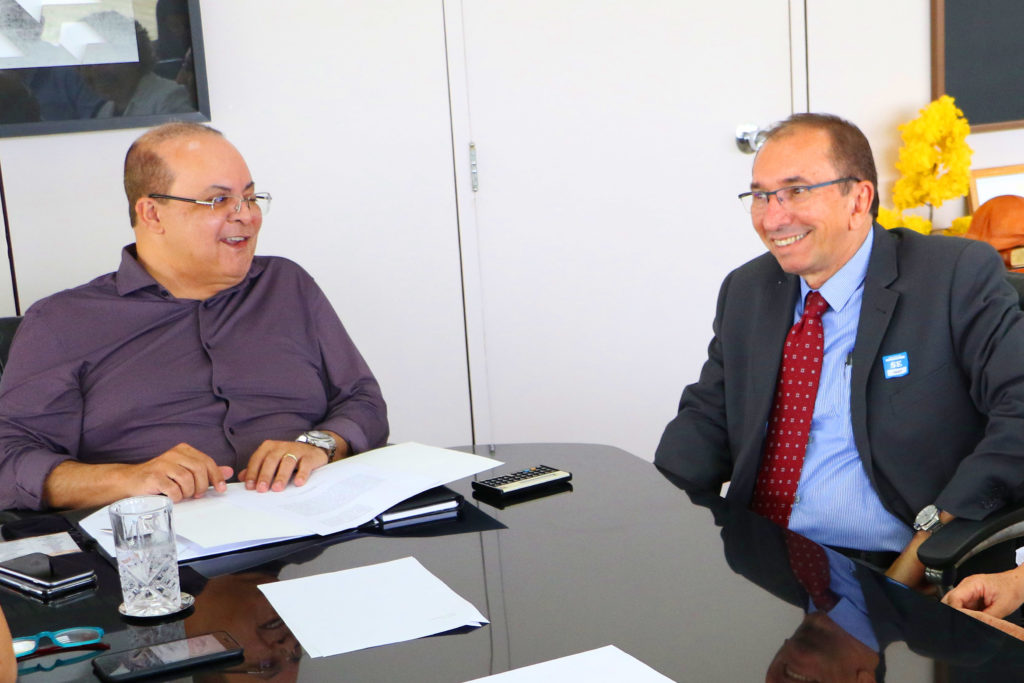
892,95,973,212
948,215,972,236
877,206,932,234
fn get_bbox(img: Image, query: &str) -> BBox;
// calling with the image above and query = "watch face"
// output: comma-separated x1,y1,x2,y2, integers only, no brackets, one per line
915,505,938,529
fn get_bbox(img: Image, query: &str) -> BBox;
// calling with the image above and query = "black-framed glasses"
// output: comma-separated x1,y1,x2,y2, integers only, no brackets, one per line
13,626,104,659
738,177,859,213
148,192,272,215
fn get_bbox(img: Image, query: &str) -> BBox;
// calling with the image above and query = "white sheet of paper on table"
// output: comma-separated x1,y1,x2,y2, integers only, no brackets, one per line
462,645,677,682
258,556,488,658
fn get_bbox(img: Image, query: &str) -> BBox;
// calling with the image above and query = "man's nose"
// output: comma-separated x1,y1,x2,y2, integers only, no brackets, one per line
231,199,258,223
759,193,791,228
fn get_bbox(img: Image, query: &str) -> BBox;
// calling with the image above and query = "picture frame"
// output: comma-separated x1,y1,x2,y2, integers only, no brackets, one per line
0,0,209,138
932,0,1024,132
968,164,1024,213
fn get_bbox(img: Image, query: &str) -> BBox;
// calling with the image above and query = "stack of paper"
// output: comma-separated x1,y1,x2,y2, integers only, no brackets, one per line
79,442,501,561
259,556,488,657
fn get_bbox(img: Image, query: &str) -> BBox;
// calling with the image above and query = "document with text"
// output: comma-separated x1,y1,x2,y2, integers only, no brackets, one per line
79,442,501,561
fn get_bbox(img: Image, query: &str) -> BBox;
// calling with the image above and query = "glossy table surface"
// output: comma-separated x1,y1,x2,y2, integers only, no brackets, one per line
5,443,1024,682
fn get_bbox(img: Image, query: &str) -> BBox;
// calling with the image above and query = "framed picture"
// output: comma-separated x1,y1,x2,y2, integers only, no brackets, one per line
0,0,209,138
968,164,1024,213
932,0,1024,132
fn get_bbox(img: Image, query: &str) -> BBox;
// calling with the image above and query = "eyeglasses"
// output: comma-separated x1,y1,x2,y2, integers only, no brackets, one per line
13,626,104,659
738,177,859,213
17,645,109,674
148,192,272,215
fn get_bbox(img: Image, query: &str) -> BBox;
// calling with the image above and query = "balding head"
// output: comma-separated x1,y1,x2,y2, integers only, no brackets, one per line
124,122,223,226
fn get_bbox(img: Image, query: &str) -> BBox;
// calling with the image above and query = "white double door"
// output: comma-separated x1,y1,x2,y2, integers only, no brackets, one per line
446,0,798,458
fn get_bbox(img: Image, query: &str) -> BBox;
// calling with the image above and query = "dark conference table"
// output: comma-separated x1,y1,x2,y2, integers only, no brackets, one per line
4,443,1024,681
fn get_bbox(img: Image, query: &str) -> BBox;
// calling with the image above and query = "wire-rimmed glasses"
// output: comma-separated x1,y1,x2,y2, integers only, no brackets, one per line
738,177,860,213
148,192,272,215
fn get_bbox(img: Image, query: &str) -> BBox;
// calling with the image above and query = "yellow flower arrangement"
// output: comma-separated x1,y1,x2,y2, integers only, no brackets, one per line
948,215,972,236
877,206,932,235
891,95,972,213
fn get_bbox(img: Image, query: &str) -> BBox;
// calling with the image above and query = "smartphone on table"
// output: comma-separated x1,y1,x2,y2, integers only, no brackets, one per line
0,551,96,600
92,631,243,682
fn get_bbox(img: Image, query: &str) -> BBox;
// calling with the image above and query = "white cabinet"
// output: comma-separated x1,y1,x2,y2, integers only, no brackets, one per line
448,0,798,458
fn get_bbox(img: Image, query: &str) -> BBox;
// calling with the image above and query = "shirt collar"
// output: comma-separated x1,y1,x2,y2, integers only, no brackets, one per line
800,228,873,313
114,244,266,298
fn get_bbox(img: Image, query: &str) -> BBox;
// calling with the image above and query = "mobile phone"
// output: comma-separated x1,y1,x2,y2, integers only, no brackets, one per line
0,552,96,599
92,631,243,682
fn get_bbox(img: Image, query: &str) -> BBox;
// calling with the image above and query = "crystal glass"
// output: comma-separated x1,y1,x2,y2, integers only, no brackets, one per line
108,495,181,617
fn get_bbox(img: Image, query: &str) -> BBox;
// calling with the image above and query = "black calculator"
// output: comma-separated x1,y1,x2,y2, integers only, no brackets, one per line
472,465,572,497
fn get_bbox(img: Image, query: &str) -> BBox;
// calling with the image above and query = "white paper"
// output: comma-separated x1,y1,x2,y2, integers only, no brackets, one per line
79,442,501,561
259,556,487,658
463,646,677,682
0,532,81,562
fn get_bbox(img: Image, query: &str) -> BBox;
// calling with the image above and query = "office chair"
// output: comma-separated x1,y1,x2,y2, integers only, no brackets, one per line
0,315,20,379
917,272,1024,592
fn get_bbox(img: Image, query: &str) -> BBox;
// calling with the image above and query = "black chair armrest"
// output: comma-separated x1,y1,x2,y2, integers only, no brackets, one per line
918,505,1024,591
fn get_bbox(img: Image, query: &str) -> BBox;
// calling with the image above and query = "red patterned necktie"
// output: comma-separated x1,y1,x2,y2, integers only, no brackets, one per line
784,529,838,611
750,290,828,527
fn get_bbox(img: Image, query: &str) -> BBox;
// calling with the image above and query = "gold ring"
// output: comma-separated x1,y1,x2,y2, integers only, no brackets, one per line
282,453,299,464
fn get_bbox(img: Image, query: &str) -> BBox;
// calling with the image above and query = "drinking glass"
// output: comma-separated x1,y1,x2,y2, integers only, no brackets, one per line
108,495,182,617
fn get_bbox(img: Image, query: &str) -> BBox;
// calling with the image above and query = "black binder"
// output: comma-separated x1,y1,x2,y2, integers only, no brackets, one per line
368,486,464,530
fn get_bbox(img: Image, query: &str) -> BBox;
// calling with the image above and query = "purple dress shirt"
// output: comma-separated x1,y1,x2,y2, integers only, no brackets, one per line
0,246,388,509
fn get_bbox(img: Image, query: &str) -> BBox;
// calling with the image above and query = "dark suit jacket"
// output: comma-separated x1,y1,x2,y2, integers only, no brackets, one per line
655,224,1024,524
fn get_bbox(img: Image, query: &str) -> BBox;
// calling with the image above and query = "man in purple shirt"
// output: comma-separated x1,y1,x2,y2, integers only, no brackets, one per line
0,122,388,510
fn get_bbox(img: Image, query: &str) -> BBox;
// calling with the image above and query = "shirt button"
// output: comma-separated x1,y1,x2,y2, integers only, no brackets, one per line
228,427,235,435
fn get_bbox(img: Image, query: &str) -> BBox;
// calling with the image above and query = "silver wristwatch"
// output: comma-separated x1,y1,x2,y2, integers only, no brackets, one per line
913,504,944,533
296,430,337,462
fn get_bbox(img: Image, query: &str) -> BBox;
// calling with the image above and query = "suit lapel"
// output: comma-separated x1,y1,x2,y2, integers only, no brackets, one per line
852,224,899,476
732,267,800,504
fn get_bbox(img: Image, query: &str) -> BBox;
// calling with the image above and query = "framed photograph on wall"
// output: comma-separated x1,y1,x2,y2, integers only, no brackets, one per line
0,0,209,138
968,164,1024,213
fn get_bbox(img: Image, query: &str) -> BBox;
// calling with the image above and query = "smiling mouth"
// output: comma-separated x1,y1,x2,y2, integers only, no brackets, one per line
222,236,249,245
783,665,817,682
773,233,808,248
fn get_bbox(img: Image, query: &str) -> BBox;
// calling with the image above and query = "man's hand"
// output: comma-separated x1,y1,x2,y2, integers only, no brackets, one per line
43,443,232,509
942,567,1024,618
239,432,346,492
131,443,233,501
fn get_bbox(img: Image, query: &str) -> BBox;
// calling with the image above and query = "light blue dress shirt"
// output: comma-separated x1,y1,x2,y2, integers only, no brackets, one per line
787,229,913,552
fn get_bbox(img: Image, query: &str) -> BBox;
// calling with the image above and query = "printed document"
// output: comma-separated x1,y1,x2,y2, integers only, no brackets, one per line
79,442,500,561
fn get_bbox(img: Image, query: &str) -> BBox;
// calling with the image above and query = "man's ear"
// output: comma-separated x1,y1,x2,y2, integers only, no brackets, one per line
135,197,164,234
849,180,875,228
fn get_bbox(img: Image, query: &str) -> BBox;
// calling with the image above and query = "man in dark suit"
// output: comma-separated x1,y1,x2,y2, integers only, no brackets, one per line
655,113,1024,588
